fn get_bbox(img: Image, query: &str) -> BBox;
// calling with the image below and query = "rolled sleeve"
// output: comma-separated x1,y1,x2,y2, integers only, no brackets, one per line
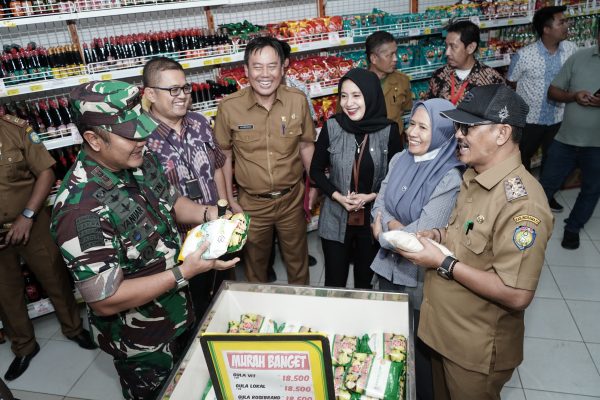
214,103,232,150
53,208,123,302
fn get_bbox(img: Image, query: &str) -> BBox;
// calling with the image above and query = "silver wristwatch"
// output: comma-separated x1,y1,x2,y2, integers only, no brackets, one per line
171,266,188,290
21,208,36,220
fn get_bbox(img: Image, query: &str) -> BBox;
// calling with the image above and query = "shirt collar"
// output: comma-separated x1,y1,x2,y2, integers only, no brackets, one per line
537,40,566,56
244,85,285,110
414,147,441,162
149,110,189,138
472,152,522,190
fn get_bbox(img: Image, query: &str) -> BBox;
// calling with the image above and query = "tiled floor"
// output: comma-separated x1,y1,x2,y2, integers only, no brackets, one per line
1,188,599,400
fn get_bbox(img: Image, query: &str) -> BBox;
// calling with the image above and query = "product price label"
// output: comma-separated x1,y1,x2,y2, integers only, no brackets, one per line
423,27,432,35
7,88,20,96
309,82,323,96
201,334,334,400
223,56,232,63
507,19,515,25
327,32,340,43
339,39,348,45
181,63,190,69
79,77,90,84
204,59,214,66
30,84,44,92
291,46,299,53
100,73,112,80
408,28,420,37
214,57,223,64
2,21,17,28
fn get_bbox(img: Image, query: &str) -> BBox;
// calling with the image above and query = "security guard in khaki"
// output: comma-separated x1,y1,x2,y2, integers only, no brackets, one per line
215,37,316,285
380,85,553,399
0,114,94,382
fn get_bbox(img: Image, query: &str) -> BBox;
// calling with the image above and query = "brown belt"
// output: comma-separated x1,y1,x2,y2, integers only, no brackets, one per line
254,186,294,199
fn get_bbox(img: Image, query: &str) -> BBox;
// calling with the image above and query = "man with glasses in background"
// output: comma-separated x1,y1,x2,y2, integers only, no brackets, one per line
143,57,231,322
379,85,552,399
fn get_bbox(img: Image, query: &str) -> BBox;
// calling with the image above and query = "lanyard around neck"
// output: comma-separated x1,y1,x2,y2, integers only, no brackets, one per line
450,73,469,105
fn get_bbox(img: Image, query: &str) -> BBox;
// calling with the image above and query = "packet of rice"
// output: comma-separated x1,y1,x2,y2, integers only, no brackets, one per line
178,213,250,261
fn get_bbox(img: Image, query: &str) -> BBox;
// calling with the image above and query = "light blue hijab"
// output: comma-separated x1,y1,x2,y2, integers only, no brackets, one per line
384,98,463,224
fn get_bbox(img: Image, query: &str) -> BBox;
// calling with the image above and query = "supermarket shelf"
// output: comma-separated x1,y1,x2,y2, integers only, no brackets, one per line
0,0,276,28
41,127,84,151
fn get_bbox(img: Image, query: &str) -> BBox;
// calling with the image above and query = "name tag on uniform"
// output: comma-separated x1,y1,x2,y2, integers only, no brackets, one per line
237,124,254,130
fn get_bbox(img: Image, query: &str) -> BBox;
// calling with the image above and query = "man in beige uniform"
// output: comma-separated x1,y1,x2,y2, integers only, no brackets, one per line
215,37,316,284
377,85,553,399
0,114,95,382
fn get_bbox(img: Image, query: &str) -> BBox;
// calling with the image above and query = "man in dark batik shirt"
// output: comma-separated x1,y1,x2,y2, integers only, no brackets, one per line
427,21,505,105
143,57,230,323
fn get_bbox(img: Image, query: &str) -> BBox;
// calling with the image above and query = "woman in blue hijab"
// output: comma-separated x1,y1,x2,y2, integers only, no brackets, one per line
371,98,464,400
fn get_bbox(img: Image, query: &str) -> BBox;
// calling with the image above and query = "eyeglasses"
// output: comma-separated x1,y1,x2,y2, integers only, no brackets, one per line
453,122,493,136
148,83,192,97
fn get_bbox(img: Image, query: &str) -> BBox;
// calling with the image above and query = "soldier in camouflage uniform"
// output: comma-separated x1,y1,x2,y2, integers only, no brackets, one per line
50,81,238,400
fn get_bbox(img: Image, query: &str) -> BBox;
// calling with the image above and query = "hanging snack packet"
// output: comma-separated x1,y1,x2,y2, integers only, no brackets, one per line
333,366,352,400
331,334,358,366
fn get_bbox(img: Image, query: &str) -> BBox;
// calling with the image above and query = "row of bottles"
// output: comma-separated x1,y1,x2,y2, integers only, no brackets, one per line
188,78,237,104
83,28,233,68
0,96,77,134
1,43,85,85
49,145,80,182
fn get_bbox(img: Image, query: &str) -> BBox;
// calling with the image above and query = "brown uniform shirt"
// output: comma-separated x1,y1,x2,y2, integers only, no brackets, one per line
0,115,55,224
214,85,316,195
419,153,553,374
382,70,412,133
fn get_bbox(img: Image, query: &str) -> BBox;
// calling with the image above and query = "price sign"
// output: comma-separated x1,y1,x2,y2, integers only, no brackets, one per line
309,82,323,96
507,19,515,25
201,334,334,400
181,62,190,69
2,21,17,27
223,56,232,63
7,88,20,96
204,59,214,66
423,27,431,35
79,77,90,84
291,46,299,53
100,73,112,80
214,57,223,64
339,39,348,45
30,84,44,92
408,28,420,37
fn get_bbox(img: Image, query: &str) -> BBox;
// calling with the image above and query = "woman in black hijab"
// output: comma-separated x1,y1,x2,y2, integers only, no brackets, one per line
310,68,402,288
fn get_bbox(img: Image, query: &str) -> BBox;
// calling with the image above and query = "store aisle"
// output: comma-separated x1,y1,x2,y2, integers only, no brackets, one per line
2,189,599,400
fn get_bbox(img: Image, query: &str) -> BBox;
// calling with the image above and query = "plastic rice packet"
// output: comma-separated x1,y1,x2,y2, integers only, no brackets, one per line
178,213,250,261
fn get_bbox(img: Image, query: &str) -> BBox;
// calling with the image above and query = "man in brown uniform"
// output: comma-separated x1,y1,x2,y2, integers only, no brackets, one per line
376,85,553,399
0,114,95,382
214,37,316,284
366,31,412,142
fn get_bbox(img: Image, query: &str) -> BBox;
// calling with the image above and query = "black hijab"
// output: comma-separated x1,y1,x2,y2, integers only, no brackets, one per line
334,68,394,134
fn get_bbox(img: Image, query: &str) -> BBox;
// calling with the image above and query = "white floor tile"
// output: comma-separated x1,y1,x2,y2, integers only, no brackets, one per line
583,217,600,241
29,313,61,340
1,338,48,379
67,351,123,400
500,387,525,400
525,298,582,341
552,266,600,301
545,238,600,268
524,389,600,399
519,337,600,396
5,339,99,396
9,390,64,400
557,189,580,210
567,300,600,343
588,343,600,372
505,367,522,388
534,265,562,299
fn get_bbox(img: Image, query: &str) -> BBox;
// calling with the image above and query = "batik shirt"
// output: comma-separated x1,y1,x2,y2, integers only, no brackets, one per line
426,60,505,103
146,111,225,235
50,149,193,360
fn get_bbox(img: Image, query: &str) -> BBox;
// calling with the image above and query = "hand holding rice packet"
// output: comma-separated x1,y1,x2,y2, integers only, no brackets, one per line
178,213,250,261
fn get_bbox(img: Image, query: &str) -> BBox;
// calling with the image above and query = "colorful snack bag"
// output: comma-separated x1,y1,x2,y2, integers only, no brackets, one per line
331,334,358,366
333,366,352,400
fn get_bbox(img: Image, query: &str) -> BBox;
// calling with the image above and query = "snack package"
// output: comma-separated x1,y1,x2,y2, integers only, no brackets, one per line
331,335,358,366
333,366,352,400
381,230,454,257
178,213,250,261
366,333,407,363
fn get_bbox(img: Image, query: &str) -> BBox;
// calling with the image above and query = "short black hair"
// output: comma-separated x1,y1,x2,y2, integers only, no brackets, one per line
277,39,291,60
532,6,567,38
510,125,523,144
142,57,184,87
365,31,396,65
446,20,480,51
244,36,285,66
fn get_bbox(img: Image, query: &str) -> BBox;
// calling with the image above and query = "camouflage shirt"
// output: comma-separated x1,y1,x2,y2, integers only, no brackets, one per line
50,149,193,360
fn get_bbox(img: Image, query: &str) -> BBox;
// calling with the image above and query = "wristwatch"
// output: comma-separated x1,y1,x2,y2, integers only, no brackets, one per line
171,266,188,290
437,256,458,280
21,208,36,220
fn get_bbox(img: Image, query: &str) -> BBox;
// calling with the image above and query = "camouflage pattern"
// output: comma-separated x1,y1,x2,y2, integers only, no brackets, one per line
50,149,193,399
70,80,159,140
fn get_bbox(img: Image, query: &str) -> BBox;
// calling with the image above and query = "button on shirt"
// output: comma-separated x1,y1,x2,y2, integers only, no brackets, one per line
508,40,578,125
0,118,55,224
419,154,553,374
214,85,316,194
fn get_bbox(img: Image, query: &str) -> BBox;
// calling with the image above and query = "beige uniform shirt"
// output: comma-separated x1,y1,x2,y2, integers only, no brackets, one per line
419,153,553,374
382,70,412,133
214,85,316,195
0,115,55,224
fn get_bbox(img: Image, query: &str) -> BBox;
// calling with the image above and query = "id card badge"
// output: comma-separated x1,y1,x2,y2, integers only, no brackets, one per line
185,179,202,200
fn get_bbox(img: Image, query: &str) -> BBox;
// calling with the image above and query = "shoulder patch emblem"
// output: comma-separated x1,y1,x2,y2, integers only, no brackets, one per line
513,214,540,225
76,214,104,252
513,226,536,251
504,176,528,202
28,130,41,144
